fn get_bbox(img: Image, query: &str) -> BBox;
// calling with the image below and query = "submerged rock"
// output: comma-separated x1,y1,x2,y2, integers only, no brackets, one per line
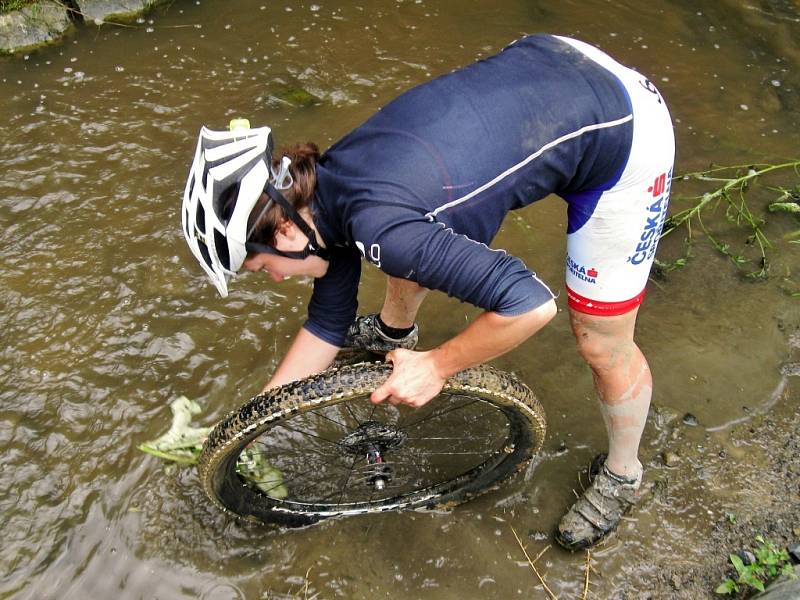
661,450,680,467
682,413,699,427
0,3,71,55
272,87,320,107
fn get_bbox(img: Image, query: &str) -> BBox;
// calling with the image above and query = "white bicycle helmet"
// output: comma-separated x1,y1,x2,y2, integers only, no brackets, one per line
182,121,326,297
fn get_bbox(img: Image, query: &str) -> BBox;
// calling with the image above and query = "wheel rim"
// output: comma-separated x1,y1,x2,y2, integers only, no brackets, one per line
229,391,529,517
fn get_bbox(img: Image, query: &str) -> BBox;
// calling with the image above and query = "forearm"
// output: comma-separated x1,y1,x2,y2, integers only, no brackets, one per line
429,300,557,379
263,327,340,391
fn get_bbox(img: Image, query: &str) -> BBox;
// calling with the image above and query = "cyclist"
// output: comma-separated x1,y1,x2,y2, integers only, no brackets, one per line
182,34,674,550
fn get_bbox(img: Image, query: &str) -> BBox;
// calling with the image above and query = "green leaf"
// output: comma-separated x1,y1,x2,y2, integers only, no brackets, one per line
139,397,212,466
715,579,737,595
730,554,747,576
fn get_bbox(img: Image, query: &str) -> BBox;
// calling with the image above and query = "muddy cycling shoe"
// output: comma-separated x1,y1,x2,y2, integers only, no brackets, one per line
555,454,643,551
343,313,419,354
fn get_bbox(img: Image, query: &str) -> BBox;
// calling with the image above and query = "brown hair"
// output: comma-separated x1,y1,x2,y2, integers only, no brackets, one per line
224,142,320,247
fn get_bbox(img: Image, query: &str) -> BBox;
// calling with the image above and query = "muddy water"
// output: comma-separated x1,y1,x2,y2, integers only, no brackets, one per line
1,0,799,598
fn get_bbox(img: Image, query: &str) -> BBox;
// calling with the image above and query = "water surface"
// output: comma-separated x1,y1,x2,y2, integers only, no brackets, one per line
1,0,799,598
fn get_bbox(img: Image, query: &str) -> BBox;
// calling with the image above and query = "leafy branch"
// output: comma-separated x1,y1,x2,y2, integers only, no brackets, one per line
657,160,800,280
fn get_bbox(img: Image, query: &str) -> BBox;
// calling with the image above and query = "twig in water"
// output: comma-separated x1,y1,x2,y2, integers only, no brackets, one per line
303,567,311,599
510,526,559,600
580,550,592,600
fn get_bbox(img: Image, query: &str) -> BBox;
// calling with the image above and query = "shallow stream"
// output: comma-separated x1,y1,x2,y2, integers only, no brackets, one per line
1,0,799,598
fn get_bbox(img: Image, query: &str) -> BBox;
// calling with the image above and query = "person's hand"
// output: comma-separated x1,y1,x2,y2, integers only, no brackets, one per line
370,349,447,408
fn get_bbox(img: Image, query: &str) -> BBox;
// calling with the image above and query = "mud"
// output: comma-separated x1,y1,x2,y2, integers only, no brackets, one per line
620,324,800,599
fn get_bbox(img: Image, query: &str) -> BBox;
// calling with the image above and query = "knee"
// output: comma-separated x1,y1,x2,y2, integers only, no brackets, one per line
573,329,634,372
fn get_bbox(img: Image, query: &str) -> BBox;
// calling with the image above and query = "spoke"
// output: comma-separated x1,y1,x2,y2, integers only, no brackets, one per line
402,398,480,430
343,402,363,428
251,439,332,461
398,392,452,428
307,409,350,431
269,453,363,502
278,423,342,447
336,453,362,506
401,450,497,456
244,452,352,496
405,436,486,440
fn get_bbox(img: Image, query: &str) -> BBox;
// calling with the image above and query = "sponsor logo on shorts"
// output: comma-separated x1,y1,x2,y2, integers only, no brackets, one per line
628,171,671,266
567,255,599,284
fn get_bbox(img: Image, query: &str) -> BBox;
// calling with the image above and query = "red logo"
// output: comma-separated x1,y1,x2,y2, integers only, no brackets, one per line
647,173,666,197
587,268,598,278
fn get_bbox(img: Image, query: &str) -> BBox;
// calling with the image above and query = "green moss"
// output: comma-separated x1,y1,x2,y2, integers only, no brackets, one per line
0,0,38,14
277,87,319,107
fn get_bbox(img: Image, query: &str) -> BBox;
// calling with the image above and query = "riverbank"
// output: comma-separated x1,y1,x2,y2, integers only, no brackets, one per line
0,0,167,54
621,322,800,599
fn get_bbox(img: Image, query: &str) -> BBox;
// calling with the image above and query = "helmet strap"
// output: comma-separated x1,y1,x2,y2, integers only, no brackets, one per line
245,182,329,260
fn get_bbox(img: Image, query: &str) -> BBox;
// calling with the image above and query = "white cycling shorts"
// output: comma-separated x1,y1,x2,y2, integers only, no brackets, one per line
558,37,675,316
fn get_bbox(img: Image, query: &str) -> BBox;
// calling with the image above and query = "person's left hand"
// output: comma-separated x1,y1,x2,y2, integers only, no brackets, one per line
370,349,447,408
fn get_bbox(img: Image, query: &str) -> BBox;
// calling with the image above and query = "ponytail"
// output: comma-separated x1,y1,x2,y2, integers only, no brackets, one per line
247,142,320,246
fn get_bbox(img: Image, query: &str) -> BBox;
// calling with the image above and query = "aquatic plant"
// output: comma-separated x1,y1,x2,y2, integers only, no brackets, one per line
658,160,800,282
715,535,797,595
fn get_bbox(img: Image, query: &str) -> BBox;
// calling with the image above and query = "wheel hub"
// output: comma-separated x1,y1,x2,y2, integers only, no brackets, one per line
337,420,407,456
338,420,407,491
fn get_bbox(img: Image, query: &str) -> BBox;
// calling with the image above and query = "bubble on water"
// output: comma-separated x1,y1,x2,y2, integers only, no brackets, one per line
146,27,154,33
771,80,781,87
115,66,125,72
224,24,231,29
310,4,320,10
739,104,749,111
64,67,73,73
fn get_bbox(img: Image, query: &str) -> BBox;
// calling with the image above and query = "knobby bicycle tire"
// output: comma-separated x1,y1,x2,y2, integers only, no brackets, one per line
198,362,546,527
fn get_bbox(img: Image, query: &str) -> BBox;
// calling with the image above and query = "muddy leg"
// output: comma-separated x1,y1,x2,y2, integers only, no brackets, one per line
379,276,429,328
569,307,650,479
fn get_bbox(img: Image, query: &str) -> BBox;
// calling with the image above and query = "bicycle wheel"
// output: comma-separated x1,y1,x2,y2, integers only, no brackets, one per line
198,362,546,527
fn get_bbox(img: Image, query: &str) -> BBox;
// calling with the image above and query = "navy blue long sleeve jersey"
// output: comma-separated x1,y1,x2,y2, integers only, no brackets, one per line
305,34,633,346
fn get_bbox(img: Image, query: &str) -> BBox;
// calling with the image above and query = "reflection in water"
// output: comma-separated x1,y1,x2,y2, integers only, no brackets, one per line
1,0,798,597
